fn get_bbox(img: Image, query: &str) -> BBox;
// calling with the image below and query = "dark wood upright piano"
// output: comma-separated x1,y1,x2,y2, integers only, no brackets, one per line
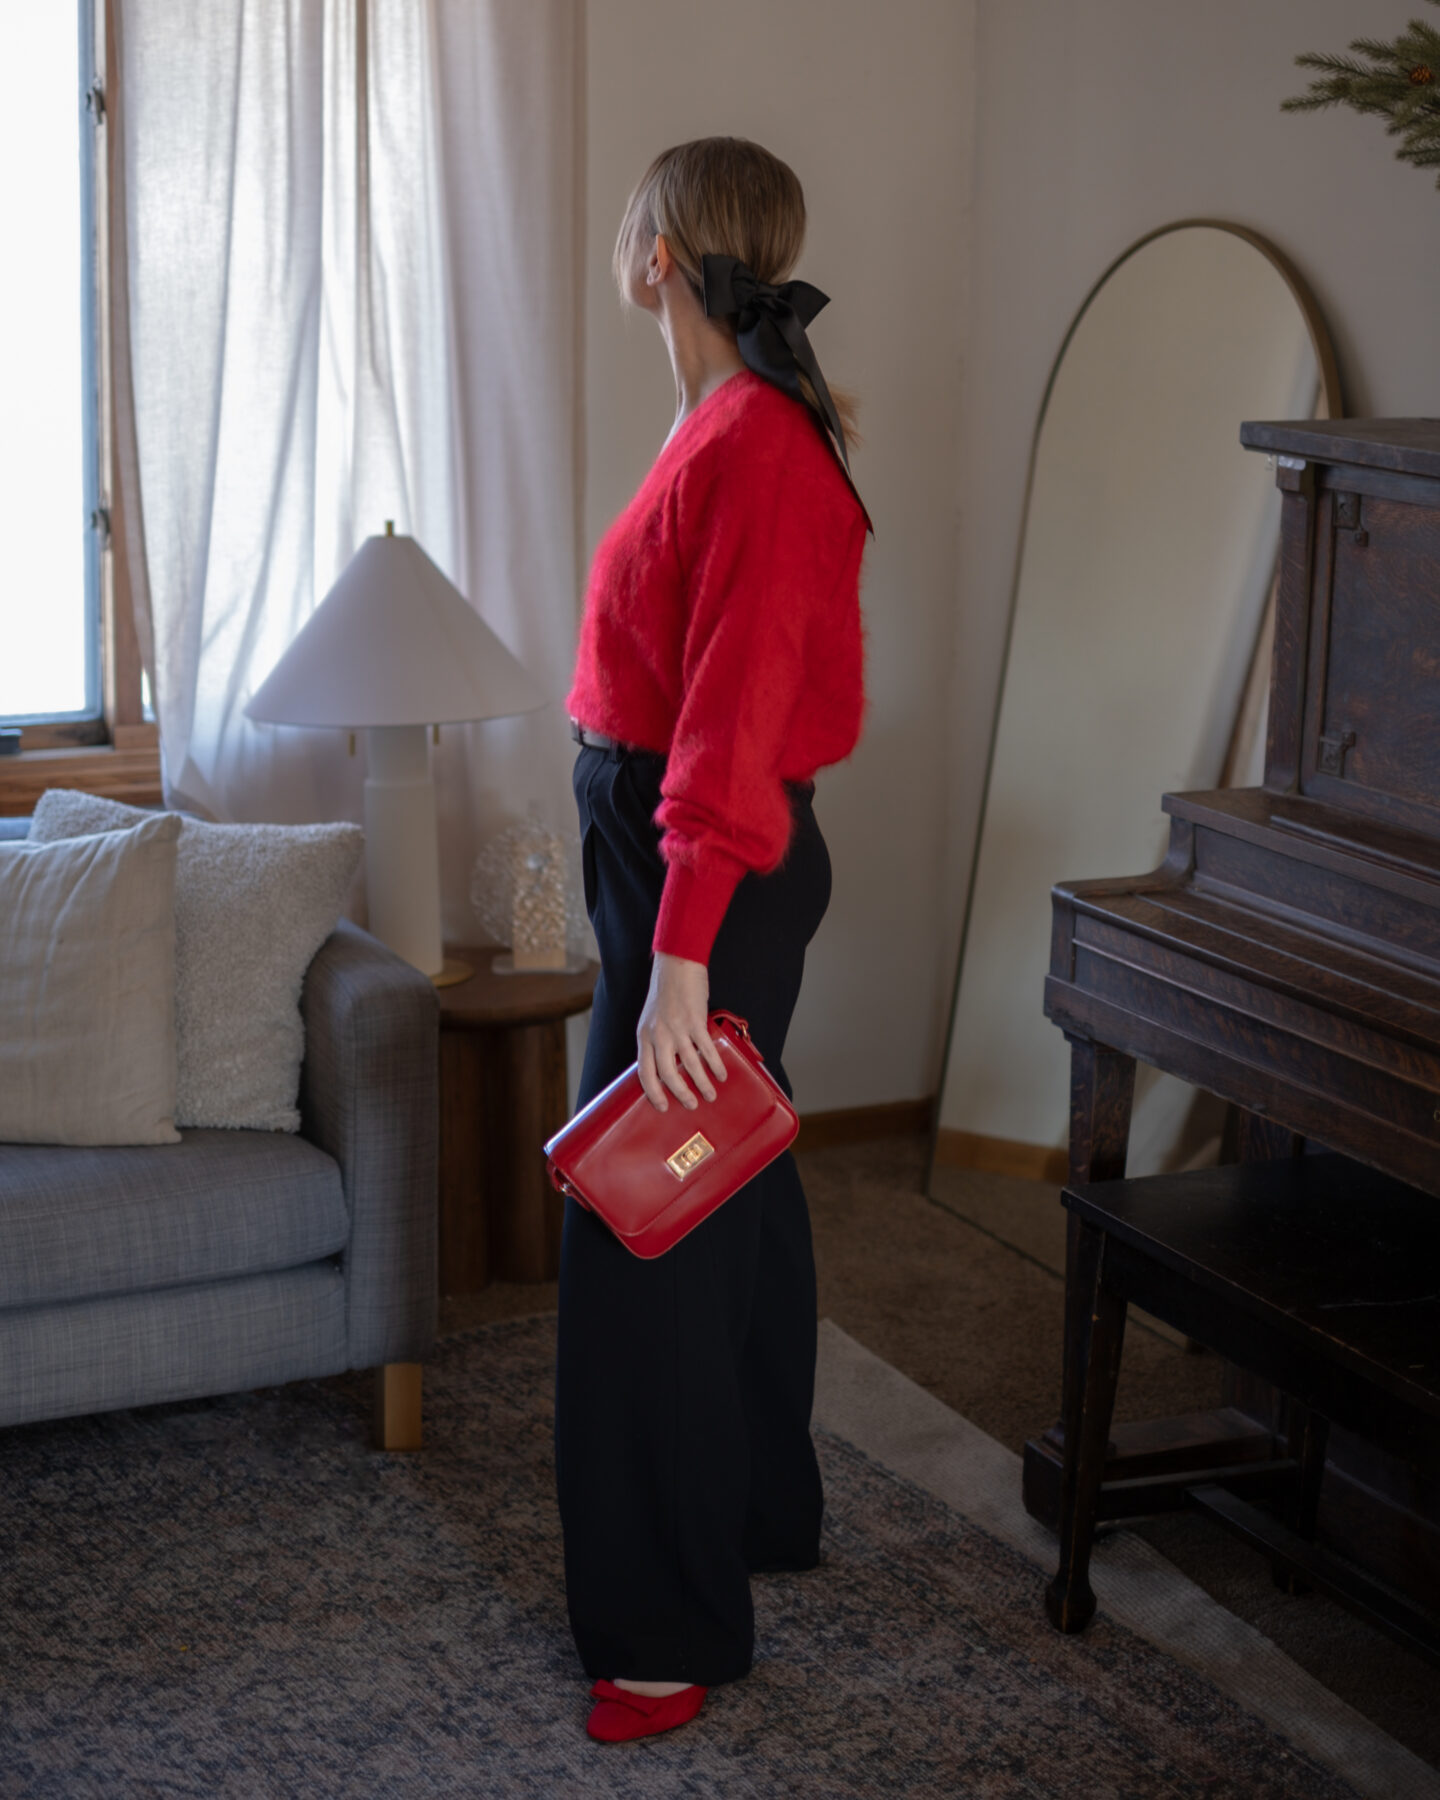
1025,420,1440,1607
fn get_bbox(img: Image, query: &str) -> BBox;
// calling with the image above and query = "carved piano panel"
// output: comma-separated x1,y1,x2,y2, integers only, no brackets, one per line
1304,482,1440,830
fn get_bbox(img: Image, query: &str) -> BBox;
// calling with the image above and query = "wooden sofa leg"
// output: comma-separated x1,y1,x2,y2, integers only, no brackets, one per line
373,1362,423,1451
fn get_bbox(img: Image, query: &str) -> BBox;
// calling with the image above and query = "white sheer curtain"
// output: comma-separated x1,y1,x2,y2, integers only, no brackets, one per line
114,0,582,936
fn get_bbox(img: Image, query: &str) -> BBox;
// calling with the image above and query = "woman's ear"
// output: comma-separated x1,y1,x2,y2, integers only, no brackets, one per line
647,233,673,287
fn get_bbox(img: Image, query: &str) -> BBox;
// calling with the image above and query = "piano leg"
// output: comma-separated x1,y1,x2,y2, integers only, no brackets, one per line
1227,1107,1309,1546
1274,1397,1330,1594
1222,1123,1330,1597
1050,1037,1135,1473
1064,1034,1136,1186
1046,1216,1128,1633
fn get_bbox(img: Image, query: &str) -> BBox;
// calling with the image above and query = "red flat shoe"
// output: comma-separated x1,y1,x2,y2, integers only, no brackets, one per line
586,1679,707,1742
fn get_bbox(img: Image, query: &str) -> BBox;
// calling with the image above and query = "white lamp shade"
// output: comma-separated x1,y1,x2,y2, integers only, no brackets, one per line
244,531,548,727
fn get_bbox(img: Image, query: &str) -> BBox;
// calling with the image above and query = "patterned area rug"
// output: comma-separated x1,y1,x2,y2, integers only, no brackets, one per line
0,1316,1365,1798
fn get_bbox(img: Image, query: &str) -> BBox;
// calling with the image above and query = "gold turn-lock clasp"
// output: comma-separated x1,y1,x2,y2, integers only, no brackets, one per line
666,1132,715,1180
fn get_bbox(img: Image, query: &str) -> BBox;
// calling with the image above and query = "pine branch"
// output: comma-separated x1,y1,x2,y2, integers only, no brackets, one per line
1283,4,1440,188
1287,50,1374,81
1349,36,1422,64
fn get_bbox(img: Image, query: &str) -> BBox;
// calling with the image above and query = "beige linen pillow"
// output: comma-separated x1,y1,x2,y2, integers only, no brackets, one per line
0,814,182,1146
29,792,363,1133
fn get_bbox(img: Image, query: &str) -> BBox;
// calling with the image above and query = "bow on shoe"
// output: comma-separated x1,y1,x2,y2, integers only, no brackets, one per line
701,253,854,482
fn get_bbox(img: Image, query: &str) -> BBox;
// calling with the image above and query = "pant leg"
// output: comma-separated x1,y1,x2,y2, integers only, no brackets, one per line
705,797,831,1575
555,747,830,1684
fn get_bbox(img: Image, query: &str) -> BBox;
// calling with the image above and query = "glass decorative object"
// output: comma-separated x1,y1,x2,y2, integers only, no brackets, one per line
471,806,588,974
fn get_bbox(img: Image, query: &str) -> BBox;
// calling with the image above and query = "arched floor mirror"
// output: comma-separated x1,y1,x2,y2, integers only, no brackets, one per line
927,221,1342,1241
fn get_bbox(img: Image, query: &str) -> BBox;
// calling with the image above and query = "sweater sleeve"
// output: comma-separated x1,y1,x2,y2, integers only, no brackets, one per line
652,441,852,963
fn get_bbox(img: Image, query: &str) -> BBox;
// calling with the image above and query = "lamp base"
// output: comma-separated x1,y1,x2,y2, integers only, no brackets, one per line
432,958,474,989
364,725,445,978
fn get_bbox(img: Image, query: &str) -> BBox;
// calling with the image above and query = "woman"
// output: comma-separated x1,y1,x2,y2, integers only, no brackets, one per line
557,136,870,1744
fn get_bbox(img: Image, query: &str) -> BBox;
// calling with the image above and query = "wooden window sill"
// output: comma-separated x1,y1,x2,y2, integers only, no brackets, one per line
0,732,163,817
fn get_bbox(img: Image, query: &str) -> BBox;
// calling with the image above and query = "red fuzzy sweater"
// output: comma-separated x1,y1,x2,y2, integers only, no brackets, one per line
567,370,868,965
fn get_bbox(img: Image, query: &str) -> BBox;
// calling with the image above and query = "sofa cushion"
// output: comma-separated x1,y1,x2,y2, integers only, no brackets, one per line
0,1130,349,1310
29,792,363,1133
0,1263,347,1430
0,814,182,1147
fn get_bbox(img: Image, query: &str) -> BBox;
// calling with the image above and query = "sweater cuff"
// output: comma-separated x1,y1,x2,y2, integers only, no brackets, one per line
653,855,747,965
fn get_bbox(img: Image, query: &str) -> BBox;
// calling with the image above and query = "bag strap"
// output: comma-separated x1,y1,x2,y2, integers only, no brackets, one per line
547,1163,592,1211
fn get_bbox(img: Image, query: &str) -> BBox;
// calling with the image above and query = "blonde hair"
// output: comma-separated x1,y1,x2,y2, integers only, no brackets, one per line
614,137,859,449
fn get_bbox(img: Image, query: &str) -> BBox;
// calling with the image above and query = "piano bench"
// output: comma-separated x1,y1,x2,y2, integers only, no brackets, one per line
1046,1153,1440,1668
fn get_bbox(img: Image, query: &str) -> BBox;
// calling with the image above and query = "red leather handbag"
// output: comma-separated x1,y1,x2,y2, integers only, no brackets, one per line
544,1011,799,1258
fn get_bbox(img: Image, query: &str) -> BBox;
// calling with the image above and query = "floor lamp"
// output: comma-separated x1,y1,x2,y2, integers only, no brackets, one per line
246,525,547,985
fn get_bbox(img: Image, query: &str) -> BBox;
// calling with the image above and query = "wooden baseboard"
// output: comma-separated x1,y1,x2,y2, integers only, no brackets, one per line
932,1127,1069,1185
794,1097,933,1153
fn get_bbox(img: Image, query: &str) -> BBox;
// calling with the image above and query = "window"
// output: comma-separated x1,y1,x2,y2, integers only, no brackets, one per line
0,2,157,811
0,1,105,742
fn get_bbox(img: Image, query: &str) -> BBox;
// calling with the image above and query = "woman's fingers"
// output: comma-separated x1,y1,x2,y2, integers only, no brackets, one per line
635,953,727,1113
698,1028,727,1087
674,1034,717,1104
646,1026,705,1109
637,1036,671,1111
638,1024,726,1111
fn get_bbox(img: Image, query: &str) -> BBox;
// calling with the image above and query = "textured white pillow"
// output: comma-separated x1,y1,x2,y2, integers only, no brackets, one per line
29,792,363,1132
0,814,182,1146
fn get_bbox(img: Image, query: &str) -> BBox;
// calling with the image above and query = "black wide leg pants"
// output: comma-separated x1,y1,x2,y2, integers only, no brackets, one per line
555,744,832,1686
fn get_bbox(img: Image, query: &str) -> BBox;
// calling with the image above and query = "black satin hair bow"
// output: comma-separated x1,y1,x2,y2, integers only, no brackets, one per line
701,253,872,532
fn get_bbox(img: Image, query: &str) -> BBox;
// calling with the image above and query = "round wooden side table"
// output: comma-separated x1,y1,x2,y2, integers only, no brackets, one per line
437,945,598,1291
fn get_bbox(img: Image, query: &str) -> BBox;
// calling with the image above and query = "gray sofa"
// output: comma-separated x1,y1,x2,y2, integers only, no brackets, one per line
0,816,438,1448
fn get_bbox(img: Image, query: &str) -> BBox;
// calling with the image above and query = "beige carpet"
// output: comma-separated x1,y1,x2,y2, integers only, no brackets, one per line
4,1316,1420,1799
813,1317,1438,1800
441,1134,1440,1775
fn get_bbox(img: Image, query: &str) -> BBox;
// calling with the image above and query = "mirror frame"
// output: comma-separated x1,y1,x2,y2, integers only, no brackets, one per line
927,218,1343,1190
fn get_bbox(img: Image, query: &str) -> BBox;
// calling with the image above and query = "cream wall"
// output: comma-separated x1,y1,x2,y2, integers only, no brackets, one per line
580,0,1440,1117
582,0,976,1111
943,0,1440,1096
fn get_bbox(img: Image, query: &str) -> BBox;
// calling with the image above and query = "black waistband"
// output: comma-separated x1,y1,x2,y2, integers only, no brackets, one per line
571,719,659,762
571,718,814,799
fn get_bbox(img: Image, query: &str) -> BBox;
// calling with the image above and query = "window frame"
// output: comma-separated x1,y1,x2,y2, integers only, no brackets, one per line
1,0,160,811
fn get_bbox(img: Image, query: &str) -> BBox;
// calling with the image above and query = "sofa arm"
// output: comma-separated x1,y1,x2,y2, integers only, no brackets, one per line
300,918,439,1367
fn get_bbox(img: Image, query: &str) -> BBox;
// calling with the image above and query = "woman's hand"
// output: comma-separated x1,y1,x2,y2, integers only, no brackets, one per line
637,952,728,1112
